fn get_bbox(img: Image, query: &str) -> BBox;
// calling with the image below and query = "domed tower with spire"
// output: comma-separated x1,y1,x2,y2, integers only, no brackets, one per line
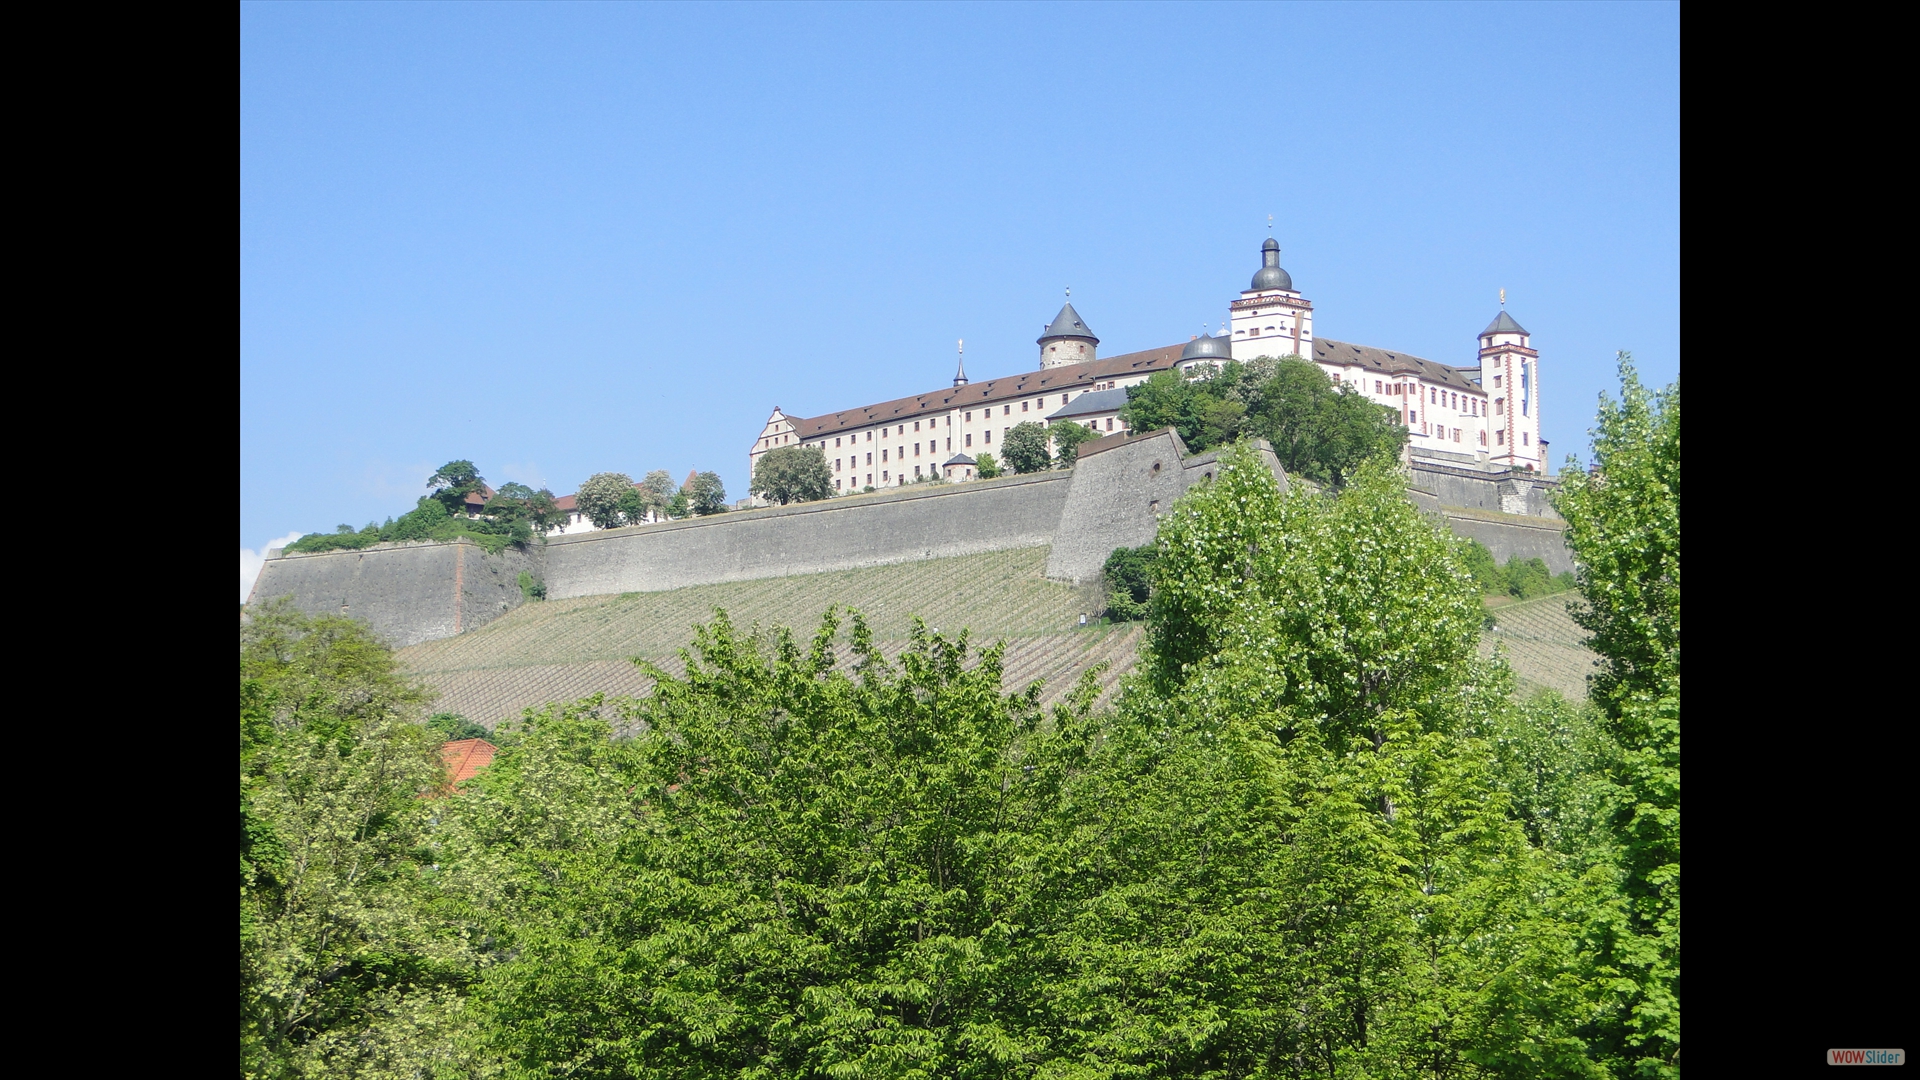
1037,291,1098,369
1229,233,1315,363
1478,295,1544,471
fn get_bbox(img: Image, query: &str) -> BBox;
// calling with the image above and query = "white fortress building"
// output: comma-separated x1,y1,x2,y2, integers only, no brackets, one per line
749,239,1546,494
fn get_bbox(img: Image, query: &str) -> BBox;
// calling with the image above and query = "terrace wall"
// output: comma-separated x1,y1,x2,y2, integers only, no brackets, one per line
250,431,1572,646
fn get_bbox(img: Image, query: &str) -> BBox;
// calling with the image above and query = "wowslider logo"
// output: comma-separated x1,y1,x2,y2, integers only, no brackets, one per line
1829,1048,1905,1065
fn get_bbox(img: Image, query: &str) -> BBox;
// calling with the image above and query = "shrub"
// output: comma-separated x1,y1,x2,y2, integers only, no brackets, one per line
1102,544,1158,621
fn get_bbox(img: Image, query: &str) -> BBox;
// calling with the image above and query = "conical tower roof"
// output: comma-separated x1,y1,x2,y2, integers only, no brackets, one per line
1480,310,1529,337
1037,302,1098,344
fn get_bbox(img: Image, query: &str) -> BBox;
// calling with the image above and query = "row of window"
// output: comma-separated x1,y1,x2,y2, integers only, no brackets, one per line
787,392,1101,459
1421,423,1489,447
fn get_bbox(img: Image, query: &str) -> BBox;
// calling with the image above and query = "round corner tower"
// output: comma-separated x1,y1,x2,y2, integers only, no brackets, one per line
1037,301,1098,369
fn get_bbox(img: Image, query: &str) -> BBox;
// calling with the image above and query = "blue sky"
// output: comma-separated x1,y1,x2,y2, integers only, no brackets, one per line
241,1,1678,569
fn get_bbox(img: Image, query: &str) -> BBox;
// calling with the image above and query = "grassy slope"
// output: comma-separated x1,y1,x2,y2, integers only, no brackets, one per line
397,547,1598,727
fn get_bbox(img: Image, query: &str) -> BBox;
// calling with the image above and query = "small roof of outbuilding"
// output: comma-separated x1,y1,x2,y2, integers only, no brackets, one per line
1038,302,1098,344
1480,310,1529,337
440,739,497,790
1048,386,1130,419
943,453,976,466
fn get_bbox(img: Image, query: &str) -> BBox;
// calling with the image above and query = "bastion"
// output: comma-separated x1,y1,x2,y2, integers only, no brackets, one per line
249,430,1570,648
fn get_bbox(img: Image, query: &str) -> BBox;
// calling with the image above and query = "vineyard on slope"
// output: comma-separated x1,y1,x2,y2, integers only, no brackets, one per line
396,546,1597,727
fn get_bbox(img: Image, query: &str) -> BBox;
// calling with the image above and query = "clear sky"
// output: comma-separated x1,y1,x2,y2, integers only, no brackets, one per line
241,1,1678,577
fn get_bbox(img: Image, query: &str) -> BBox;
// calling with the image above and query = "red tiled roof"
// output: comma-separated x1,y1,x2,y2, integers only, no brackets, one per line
785,343,1188,438
439,738,497,788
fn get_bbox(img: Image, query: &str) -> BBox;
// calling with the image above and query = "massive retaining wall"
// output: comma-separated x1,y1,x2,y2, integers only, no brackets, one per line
247,539,540,648
250,430,1571,646
1412,459,1560,519
546,468,1073,599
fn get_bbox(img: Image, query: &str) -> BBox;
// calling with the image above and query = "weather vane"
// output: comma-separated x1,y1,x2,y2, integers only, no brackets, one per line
1268,213,1273,234
1500,288,1507,307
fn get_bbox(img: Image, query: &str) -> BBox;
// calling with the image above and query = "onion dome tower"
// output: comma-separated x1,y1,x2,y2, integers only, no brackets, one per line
1038,291,1098,369
1249,237,1293,292
1230,233,1314,362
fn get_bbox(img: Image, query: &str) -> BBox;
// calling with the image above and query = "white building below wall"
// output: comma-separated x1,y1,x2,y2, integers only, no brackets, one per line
749,239,1549,499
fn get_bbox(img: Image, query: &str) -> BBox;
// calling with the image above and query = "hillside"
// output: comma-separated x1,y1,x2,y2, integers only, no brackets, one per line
1481,591,1597,699
397,546,1598,726
396,547,1143,724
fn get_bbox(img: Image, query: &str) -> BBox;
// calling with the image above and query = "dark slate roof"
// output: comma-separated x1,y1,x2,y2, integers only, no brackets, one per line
1312,338,1487,395
943,453,976,466
1047,386,1130,419
783,343,1185,440
1250,237,1293,291
1038,302,1098,344
1251,264,1292,292
1480,310,1529,337
1180,333,1233,363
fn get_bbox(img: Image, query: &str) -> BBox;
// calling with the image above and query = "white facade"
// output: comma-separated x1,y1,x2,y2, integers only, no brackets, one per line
750,239,1550,498
1229,293,1315,362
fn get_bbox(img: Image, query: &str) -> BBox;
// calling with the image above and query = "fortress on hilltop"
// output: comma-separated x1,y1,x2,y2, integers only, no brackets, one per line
749,238,1547,493
249,236,1578,727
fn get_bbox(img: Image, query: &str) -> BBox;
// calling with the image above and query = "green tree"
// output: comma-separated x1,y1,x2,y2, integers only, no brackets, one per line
1243,357,1406,488
973,452,1000,479
575,472,635,529
640,469,677,503
1101,543,1157,621
1119,360,1405,486
687,471,728,514
615,486,652,526
241,600,479,1078
1117,368,1209,445
446,613,1097,1078
750,444,832,504
1554,354,1681,1078
427,460,486,515
427,712,492,742
1043,442,1603,1077
1048,419,1101,465
1000,420,1052,473
484,482,562,539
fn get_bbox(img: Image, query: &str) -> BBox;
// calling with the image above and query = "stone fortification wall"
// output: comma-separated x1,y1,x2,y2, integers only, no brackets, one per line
247,539,539,647
1044,430,1288,584
544,470,1073,599
248,430,1572,648
1412,460,1560,519
1435,506,1574,575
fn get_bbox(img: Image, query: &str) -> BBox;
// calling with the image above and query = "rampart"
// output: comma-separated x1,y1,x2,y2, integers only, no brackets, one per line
247,539,540,648
250,430,1571,646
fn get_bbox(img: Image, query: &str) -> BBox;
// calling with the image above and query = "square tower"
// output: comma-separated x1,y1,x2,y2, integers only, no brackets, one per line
1478,310,1544,471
